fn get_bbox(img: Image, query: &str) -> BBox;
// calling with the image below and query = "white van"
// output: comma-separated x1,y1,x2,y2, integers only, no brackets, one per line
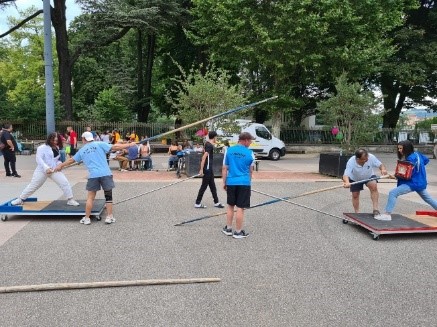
217,120,286,160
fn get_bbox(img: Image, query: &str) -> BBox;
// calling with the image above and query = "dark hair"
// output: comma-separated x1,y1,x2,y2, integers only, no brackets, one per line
398,140,414,159
208,131,217,139
46,132,58,146
354,148,368,159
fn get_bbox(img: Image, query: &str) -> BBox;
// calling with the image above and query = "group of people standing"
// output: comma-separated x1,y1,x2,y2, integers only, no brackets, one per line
193,130,255,239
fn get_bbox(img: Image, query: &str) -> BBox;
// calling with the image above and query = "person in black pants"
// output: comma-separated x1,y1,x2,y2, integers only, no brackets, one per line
1,124,21,177
194,131,224,209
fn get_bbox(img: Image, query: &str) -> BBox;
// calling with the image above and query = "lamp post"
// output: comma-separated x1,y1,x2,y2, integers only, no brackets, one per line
43,0,55,135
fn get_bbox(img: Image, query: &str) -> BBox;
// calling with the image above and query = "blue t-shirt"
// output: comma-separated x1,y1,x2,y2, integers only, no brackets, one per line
398,151,429,191
73,141,112,178
224,144,255,186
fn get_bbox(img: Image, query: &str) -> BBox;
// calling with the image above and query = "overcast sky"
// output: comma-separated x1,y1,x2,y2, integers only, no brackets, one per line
0,0,82,33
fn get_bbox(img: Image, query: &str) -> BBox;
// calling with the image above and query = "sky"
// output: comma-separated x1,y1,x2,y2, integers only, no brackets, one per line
0,0,82,33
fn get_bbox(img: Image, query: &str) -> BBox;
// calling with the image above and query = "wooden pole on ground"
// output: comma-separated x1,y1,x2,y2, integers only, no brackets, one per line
292,175,391,199
0,277,221,294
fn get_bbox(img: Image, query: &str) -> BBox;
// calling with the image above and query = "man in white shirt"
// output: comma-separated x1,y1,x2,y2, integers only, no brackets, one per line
342,148,387,216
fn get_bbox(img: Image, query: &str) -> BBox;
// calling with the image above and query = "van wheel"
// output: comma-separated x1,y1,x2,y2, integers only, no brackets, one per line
269,149,281,161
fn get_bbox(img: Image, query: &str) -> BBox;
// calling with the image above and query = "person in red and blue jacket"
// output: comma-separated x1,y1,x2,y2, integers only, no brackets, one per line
375,140,437,221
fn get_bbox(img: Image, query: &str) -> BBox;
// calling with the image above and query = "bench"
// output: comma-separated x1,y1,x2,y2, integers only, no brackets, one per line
134,157,152,171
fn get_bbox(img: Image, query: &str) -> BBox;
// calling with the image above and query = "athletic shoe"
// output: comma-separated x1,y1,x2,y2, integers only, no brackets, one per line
12,173,21,178
105,216,116,224
11,198,23,206
67,199,80,206
6,173,12,177
372,209,381,218
120,169,128,172
80,217,91,225
374,213,391,221
214,203,225,208
194,203,207,208
233,230,249,239
222,226,233,236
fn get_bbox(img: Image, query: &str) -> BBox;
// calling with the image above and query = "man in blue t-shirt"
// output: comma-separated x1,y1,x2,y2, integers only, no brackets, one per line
55,132,137,226
221,132,255,239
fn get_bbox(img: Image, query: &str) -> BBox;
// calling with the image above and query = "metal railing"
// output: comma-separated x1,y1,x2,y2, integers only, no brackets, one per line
3,121,436,145
6,121,200,143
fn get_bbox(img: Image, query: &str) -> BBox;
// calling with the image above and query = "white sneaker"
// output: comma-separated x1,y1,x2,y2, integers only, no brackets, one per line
80,217,91,225
374,213,392,221
105,216,116,224
67,199,80,206
11,198,23,206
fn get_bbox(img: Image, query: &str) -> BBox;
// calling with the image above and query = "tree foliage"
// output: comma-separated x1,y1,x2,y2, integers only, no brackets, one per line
379,0,437,128
168,64,248,131
189,0,415,128
0,7,62,121
317,73,378,150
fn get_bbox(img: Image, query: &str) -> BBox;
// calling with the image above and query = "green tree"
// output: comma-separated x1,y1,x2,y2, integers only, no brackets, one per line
379,0,437,128
190,0,416,136
77,86,131,122
168,64,248,132
317,73,377,151
76,0,186,122
0,8,61,121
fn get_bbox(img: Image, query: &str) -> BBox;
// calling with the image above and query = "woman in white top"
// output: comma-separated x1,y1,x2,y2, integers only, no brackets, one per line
11,132,80,206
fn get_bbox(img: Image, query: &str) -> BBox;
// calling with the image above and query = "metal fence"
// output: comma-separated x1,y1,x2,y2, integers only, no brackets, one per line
279,128,436,145
4,121,436,145
6,121,200,143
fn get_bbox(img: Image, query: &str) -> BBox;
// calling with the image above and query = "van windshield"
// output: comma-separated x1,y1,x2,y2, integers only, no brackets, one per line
255,126,272,140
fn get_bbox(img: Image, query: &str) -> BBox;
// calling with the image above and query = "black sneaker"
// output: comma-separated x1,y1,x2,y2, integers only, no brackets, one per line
233,230,249,239
214,203,225,208
12,173,21,178
6,173,12,177
222,226,233,236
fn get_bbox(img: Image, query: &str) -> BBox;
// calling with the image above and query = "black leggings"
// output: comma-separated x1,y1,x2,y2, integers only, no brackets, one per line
195,171,219,204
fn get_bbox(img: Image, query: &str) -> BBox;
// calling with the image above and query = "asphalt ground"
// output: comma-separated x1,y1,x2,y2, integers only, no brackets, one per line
1,153,437,326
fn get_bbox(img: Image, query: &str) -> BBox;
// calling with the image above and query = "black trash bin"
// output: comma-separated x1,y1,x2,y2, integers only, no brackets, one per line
185,152,224,177
318,152,351,178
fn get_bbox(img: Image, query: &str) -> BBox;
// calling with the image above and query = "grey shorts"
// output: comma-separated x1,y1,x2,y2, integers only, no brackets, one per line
86,175,115,192
350,175,377,192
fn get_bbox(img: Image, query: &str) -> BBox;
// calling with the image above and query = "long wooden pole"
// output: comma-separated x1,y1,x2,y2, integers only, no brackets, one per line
174,175,391,226
174,197,288,226
292,175,391,199
139,96,278,144
0,277,221,294
251,188,345,221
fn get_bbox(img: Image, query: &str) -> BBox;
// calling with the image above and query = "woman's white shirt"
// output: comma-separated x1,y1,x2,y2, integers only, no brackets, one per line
35,144,61,173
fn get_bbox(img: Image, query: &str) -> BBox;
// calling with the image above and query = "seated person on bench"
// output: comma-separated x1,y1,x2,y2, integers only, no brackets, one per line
168,141,179,169
127,140,139,170
139,141,152,170
113,141,129,171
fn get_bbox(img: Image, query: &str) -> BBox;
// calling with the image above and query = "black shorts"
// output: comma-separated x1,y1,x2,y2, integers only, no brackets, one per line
350,175,377,192
226,185,251,208
86,175,115,192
